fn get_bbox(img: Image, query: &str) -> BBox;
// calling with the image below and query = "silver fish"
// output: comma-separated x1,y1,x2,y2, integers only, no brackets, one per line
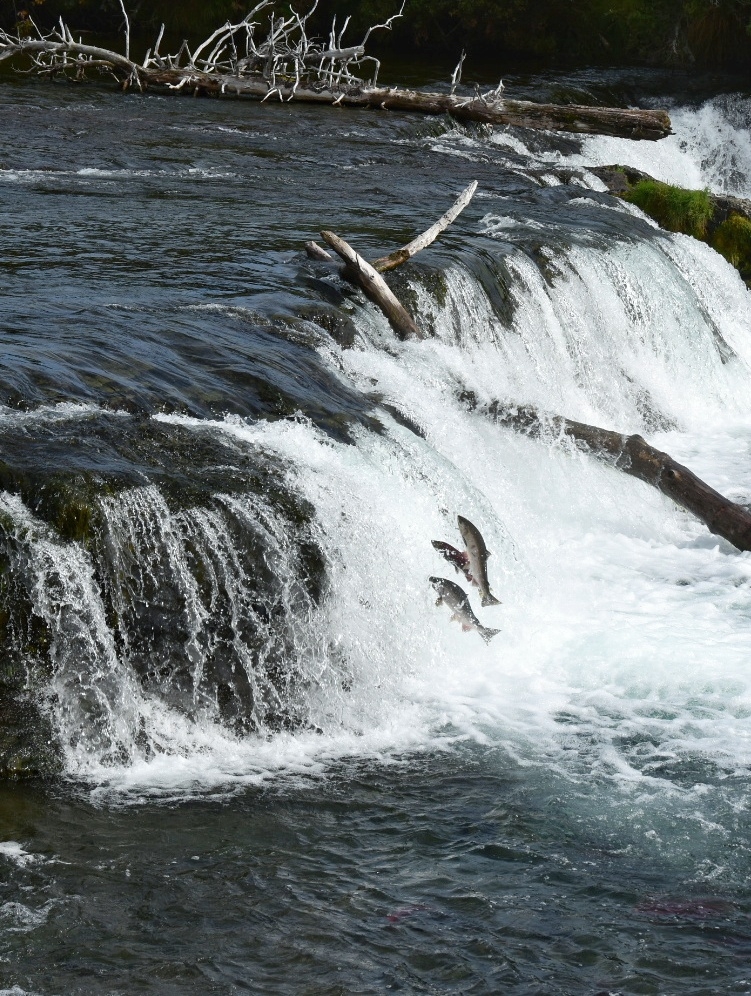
457,515,501,607
431,540,474,585
429,576,501,644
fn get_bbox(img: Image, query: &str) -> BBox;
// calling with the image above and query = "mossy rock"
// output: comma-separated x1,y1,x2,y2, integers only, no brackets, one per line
711,213,751,282
624,180,714,239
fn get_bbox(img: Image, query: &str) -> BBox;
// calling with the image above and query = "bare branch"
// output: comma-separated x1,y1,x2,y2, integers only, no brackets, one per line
118,0,130,62
373,181,478,272
450,50,465,95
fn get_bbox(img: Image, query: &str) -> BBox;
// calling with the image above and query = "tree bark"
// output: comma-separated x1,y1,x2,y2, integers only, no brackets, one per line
482,400,751,552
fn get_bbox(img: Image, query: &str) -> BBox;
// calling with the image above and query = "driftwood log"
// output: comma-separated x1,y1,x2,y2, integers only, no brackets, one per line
320,230,422,340
310,181,478,341
480,400,751,553
373,181,478,273
0,6,671,141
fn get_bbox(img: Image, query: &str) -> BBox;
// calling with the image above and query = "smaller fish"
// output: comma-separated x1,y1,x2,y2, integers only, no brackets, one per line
635,898,734,920
457,515,501,607
431,540,474,585
430,577,500,644
386,904,430,923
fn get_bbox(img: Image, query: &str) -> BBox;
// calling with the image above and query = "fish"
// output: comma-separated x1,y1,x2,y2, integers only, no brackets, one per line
635,898,735,919
431,540,474,585
386,904,430,923
429,576,501,644
457,515,501,607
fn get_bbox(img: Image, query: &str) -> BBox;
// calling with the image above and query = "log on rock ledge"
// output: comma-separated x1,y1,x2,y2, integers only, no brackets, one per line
482,401,751,553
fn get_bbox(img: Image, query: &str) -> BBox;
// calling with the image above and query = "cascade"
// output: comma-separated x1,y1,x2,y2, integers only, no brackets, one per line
0,85,749,805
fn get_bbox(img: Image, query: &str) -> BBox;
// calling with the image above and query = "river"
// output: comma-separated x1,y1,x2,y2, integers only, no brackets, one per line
0,65,750,994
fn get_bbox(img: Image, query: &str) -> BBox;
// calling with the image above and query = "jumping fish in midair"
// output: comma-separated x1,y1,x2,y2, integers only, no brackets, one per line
431,540,474,585
457,515,502,607
429,576,501,644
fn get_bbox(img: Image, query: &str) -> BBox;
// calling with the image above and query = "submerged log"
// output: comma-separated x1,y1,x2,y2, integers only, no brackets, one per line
482,400,751,552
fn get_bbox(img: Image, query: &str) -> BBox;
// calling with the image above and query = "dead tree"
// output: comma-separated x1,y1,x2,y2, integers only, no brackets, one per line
0,5,671,140
480,401,751,553
309,181,478,341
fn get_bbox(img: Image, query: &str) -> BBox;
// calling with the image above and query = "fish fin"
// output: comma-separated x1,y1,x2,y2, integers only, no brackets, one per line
480,627,501,644
461,623,473,632
435,596,444,607
450,612,461,623
481,593,502,607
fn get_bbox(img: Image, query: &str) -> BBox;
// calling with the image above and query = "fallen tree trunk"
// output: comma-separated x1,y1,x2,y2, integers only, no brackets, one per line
0,9,671,141
143,74,671,139
481,400,751,552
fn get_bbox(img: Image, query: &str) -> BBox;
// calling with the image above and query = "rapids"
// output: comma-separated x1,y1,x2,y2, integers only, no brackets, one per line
0,66,749,994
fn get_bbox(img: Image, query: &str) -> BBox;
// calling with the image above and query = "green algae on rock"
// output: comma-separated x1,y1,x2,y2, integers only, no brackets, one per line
592,165,751,286
624,180,714,239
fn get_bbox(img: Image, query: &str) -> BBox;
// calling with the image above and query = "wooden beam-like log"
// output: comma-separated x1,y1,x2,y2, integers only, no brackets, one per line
319,230,424,340
144,74,672,140
372,181,478,273
482,401,751,552
0,32,672,141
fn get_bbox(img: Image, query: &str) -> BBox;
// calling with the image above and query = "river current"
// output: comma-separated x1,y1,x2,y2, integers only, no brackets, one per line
0,65,750,993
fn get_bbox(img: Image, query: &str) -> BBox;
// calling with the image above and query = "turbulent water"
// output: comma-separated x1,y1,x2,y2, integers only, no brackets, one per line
1,66,751,994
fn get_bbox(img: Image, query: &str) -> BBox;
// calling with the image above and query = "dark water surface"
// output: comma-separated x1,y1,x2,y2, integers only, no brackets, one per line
3,751,751,995
2,68,751,995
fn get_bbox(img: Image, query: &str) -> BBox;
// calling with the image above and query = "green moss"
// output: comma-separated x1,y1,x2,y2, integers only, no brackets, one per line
624,180,714,239
711,213,751,280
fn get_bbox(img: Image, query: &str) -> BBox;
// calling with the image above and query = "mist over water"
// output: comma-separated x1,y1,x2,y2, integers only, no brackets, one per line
0,70,750,994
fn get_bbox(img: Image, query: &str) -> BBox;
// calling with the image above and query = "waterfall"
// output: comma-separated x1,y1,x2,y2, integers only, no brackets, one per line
1,90,750,804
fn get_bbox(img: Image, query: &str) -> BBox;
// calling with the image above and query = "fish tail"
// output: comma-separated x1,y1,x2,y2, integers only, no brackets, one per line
480,627,501,644
481,593,502,607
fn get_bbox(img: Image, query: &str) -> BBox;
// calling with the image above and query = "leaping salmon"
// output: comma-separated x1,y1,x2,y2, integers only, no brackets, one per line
430,576,501,644
431,540,474,585
456,515,502,607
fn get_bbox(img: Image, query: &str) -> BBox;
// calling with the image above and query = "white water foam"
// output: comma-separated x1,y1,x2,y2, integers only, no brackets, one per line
583,95,751,198
0,900,57,933
0,842,40,867
485,93,751,198
0,166,238,186
0,401,127,426
6,97,751,851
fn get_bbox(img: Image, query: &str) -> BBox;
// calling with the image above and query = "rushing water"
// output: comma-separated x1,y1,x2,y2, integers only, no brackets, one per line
1,65,751,993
